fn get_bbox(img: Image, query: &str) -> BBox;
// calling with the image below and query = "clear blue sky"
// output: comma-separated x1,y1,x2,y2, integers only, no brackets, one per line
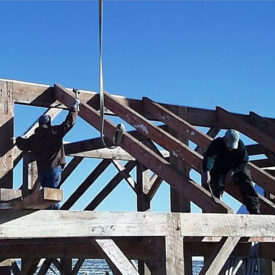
1,1,274,213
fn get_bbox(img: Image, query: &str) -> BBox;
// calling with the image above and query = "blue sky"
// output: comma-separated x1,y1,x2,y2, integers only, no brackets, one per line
2,1,274,212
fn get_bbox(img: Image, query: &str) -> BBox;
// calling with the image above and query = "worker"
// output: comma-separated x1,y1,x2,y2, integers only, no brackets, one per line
16,98,80,209
202,129,260,214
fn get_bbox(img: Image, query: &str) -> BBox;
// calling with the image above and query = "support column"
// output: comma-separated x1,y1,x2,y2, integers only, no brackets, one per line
137,163,151,275
136,163,150,212
0,80,14,188
165,214,184,275
22,152,38,197
169,125,192,274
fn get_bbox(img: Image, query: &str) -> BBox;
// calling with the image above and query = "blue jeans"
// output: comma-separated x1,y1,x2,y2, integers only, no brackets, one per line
39,166,62,209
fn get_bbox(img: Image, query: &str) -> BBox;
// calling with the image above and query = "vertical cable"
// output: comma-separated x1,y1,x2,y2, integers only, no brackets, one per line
99,0,106,147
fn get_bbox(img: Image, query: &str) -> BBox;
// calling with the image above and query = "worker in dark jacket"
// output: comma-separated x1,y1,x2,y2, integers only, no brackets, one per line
16,99,80,209
202,129,260,214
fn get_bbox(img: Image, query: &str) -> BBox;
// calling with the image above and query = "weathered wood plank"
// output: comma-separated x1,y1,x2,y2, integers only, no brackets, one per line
165,214,184,275
249,111,275,139
68,147,136,160
0,80,14,188
216,107,275,153
61,159,111,210
199,237,240,275
0,188,21,202
0,212,274,239
94,238,139,275
180,213,275,237
143,97,211,150
12,188,63,210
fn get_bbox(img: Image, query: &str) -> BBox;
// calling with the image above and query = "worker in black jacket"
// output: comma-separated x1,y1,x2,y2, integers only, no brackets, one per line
16,99,80,209
202,129,260,214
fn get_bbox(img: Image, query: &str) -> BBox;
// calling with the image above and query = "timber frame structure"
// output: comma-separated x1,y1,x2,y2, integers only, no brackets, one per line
0,78,274,275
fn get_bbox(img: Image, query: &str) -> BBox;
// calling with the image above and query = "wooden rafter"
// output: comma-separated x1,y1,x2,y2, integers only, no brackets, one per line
216,107,275,153
55,84,231,213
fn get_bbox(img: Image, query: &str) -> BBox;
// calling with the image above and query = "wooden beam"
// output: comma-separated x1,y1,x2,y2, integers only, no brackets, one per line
0,238,155,259
184,241,275,258
136,163,151,211
64,137,112,155
146,174,163,201
61,159,111,210
54,84,231,214
0,188,21,202
216,107,275,153
144,97,275,195
143,96,211,150
12,188,62,210
0,80,14,188
22,152,37,197
105,92,203,172
21,259,40,275
112,160,136,192
4,78,275,126
93,238,139,275
199,237,240,275
225,182,275,215
180,213,275,237
68,147,136,160
85,161,136,210
246,144,267,156
249,111,275,139
165,214,184,274
71,259,84,275
0,211,274,239
251,158,275,168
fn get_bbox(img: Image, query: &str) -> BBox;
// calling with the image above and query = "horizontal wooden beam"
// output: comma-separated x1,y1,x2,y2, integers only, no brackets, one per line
180,213,275,237
12,188,62,210
3,79,274,128
0,211,274,239
0,188,21,202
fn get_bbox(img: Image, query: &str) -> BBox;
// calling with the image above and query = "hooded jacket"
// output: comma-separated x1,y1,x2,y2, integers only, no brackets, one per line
16,108,77,174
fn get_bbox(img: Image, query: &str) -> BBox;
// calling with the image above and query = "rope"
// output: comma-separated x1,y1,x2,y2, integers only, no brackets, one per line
99,0,106,147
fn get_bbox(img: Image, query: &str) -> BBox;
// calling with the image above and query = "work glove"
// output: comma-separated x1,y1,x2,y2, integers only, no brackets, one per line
201,171,211,188
72,99,80,110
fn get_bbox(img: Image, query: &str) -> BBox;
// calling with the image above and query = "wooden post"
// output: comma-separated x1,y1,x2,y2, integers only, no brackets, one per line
165,214,184,275
22,152,38,197
137,163,151,275
0,80,14,188
60,258,72,275
137,163,150,212
169,122,191,274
